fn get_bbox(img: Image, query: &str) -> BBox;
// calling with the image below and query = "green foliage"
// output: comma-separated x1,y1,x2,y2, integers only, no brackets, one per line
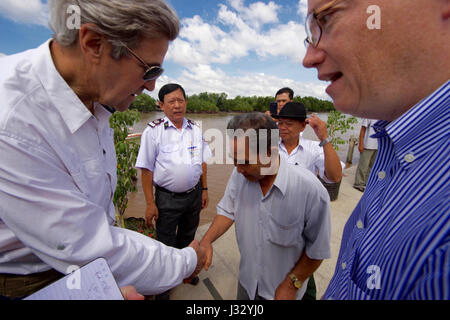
326,110,358,150
145,91,336,113
124,217,155,239
129,93,158,113
109,109,141,220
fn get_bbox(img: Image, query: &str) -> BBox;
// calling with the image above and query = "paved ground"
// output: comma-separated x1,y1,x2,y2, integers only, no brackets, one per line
169,165,363,300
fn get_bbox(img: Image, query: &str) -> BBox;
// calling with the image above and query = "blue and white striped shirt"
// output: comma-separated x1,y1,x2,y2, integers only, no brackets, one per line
324,81,449,300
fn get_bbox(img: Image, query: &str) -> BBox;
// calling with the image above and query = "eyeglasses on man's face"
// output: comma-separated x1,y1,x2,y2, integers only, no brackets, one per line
120,42,164,82
304,0,345,48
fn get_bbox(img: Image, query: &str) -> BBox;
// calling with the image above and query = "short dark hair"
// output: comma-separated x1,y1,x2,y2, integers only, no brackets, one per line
158,83,187,102
227,112,279,155
275,87,294,100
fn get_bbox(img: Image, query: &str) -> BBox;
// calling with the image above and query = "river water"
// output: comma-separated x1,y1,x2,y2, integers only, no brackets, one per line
131,111,362,164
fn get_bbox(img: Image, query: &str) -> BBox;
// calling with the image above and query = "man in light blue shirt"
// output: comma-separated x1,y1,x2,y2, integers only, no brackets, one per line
199,113,331,300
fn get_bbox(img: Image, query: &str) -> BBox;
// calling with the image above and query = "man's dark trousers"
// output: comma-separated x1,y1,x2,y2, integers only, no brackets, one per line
155,183,202,250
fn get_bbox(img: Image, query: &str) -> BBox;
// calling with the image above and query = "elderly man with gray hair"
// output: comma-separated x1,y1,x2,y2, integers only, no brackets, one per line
0,0,205,299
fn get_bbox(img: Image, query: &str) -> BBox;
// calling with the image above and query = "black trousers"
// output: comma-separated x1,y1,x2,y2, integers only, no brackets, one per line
155,183,202,250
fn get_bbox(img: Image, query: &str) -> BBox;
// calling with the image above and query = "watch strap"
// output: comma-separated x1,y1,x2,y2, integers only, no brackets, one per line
288,273,303,290
319,137,331,147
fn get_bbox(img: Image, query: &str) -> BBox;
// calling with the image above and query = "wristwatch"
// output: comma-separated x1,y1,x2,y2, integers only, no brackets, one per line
288,273,303,290
319,137,331,147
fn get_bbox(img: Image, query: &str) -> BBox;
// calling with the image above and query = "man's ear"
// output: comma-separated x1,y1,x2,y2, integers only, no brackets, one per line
158,101,164,110
78,23,107,64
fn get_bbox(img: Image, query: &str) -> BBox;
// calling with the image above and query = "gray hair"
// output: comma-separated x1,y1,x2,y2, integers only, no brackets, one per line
227,112,279,155
48,0,180,59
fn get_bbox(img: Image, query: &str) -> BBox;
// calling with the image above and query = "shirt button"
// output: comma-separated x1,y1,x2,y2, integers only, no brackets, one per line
357,220,364,229
341,262,347,270
404,153,415,163
378,171,386,180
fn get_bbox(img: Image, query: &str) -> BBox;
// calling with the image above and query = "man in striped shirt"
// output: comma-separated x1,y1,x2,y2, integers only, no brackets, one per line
302,0,449,299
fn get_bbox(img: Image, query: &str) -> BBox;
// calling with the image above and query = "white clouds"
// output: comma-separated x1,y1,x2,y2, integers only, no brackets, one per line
163,1,326,101
152,64,328,101
167,2,306,66
229,0,281,29
0,0,48,26
297,0,308,18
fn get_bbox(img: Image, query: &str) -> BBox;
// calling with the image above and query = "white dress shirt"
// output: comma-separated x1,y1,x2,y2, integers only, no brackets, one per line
217,158,331,300
0,40,196,295
135,117,212,193
279,135,344,183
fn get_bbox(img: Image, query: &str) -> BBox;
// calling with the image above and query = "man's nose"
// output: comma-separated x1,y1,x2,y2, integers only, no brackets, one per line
302,45,326,69
143,80,156,92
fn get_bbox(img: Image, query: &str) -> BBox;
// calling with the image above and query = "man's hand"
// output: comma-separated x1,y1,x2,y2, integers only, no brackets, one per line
184,240,206,283
274,277,298,300
145,203,159,228
306,114,329,142
358,142,365,153
200,240,214,271
201,190,209,209
120,286,145,300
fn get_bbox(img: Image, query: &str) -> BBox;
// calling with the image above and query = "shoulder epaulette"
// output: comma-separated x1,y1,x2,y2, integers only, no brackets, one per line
187,119,199,127
148,118,164,128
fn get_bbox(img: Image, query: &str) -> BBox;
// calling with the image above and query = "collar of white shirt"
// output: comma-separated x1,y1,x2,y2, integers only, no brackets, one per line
34,40,96,134
164,116,192,130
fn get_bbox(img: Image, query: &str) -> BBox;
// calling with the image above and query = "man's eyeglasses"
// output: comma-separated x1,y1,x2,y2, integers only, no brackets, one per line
120,42,164,82
304,0,343,48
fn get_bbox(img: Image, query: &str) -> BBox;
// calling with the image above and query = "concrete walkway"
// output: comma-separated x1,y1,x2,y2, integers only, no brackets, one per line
170,165,363,300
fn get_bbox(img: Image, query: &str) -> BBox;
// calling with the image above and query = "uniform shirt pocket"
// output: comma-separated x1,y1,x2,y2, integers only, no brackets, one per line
160,143,184,165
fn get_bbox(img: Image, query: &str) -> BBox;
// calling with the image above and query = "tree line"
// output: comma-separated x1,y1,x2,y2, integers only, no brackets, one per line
130,92,336,114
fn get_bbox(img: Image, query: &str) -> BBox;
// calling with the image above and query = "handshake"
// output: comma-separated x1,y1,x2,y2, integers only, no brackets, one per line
184,239,213,283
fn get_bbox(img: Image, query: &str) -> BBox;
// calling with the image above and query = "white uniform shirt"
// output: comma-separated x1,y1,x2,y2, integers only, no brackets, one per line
217,158,331,300
0,40,196,295
135,117,212,193
279,135,344,183
361,118,378,150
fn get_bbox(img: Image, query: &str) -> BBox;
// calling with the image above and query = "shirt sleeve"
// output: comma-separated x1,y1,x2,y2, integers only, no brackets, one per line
202,136,212,163
302,181,332,260
0,133,196,295
135,127,157,171
361,118,369,128
216,169,239,221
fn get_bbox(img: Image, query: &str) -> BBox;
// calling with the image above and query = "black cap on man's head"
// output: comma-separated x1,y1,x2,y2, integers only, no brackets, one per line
272,102,307,120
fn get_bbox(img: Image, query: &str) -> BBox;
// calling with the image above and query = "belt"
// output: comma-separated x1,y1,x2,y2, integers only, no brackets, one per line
155,182,200,197
0,269,63,299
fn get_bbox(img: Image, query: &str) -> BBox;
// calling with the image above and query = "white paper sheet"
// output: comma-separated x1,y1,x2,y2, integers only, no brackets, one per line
25,258,124,300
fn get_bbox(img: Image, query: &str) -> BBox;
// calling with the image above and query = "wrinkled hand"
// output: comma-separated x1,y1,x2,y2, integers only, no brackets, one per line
274,278,298,300
145,203,159,228
201,190,209,209
120,286,145,300
306,114,329,142
184,240,206,283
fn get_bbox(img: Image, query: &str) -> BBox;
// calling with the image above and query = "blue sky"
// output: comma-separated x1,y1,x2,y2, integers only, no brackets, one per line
0,0,328,100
